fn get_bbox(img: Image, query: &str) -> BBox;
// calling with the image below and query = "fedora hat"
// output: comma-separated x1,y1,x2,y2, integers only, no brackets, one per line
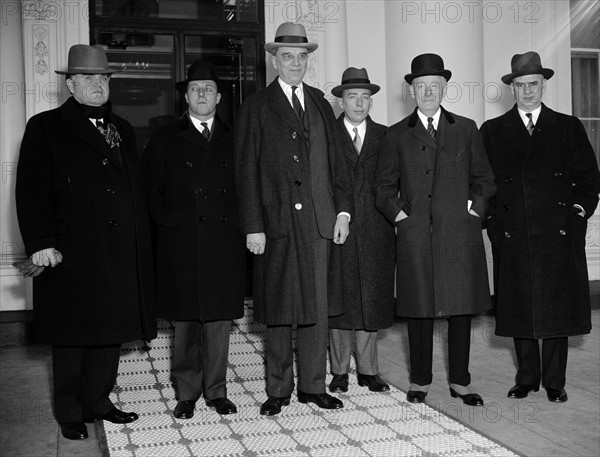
501,51,554,84
264,22,318,55
331,67,380,98
175,61,220,92
55,44,115,75
404,53,452,84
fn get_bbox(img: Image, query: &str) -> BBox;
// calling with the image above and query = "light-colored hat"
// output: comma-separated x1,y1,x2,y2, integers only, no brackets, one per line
501,51,554,84
55,44,115,75
331,67,380,97
264,22,318,55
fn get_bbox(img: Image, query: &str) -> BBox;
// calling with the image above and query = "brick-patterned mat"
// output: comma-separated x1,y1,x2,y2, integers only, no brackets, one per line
103,302,518,457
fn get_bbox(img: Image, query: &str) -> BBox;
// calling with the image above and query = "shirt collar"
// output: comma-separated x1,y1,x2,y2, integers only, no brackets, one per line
517,105,541,126
189,114,214,134
417,108,441,130
278,78,305,109
343,117,367,138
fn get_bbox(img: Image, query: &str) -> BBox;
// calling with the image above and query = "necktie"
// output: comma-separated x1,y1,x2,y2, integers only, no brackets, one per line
352,127,362,154
526,113,534,136
427,117,436,140
201,122,210,140
291,85,304,122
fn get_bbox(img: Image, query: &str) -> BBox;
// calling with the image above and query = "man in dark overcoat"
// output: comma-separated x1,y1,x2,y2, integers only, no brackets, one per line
481,51,600,403
143,61,245,418
375,54,496,406
234,22,353,416
15,45,156,440
327,68,395,394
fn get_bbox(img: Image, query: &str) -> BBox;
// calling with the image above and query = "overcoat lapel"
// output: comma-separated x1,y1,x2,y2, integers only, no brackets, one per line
499,105,530,154
435,107,456,160
408,108,437,150
336,115,359,166
266,79,307,143
530,104,557,152
357,117,379,166
61,98,125,170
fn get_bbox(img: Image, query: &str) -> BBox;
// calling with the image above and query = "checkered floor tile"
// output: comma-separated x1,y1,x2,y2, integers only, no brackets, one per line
104,302,518,457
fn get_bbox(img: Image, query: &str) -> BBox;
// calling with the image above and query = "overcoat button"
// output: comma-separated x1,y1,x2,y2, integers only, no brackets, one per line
505,177,513,183
219,187,227,193
292,132,297,139
425,169,433,174
428,194,432,198
503,205,510,211
295,180,302,186
102,158,109,166
293,155,300,162
554,172,562,177
421,146,426,151
186,161,193,167
221,163,229,168
504,232,511,238
559,229,567,236
220,216,228,222
558,201,566,207
294,203,302,210
198,215,205,222
109,220,117,227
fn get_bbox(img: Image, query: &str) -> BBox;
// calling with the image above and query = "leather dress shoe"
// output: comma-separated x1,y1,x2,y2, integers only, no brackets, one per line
60,422,88,440
545,387,568,403
329,373,349,393
357,373,390,392
95,408,139,424
206,397,237,415
297,391,343,410
406,390,427,403
173,400,196,419
260,396,291,416
450,388,484,407
507,384,539,399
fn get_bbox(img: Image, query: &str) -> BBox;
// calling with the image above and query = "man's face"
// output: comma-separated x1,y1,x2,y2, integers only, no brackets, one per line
66,73,110,106
511,74,545,112
271,47,308,86
410,75,447,117
185,80,221,120
339,88,372,126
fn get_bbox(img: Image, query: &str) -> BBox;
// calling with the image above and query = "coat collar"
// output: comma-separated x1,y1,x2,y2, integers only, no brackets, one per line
500,103,556,153
336,114,381,166
60,97,126,170
407,106,455,149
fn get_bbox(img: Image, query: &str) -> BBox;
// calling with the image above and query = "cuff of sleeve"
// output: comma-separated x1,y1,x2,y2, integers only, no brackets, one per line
337,212,351,223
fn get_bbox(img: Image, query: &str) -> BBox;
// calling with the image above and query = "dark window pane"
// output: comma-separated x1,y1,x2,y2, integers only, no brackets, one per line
95,0,258,22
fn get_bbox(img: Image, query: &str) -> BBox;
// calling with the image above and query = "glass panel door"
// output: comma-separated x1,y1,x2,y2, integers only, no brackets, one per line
99,32,177,150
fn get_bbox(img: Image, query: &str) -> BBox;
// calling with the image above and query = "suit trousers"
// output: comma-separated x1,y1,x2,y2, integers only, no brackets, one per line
407,315,472,386
52,344,121,424
513,337,568,389
172,320,231,401
266,239,329,397
329,328,379,376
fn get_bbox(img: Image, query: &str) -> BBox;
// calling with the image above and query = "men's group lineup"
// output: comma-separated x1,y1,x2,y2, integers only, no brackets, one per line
14,22,600,442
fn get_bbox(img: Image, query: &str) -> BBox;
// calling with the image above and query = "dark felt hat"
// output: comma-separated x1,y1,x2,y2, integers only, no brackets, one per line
501,51,554,84
264,22,318,54
404,53,451,84
55,44,115,75
175,61,220,92
331,67,380,98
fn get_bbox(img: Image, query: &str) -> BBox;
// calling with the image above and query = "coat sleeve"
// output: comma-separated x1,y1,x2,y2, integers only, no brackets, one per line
569,117,600,217
467,120,496,218
141,133,166,225
233,95,264,235
15,115,57,256
374,131,404,224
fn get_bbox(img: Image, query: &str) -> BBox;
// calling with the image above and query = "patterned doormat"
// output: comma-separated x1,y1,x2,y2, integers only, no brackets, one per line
102,303,518,457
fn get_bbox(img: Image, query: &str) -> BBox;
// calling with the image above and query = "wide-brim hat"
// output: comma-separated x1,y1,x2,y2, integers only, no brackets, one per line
331,67,380,98
264,22,318,54
404,53,451,84
175,61,220,92
55,44,115,75
501,51,554,84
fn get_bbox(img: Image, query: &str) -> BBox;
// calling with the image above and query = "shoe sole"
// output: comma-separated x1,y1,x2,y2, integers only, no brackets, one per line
260,399,290,416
